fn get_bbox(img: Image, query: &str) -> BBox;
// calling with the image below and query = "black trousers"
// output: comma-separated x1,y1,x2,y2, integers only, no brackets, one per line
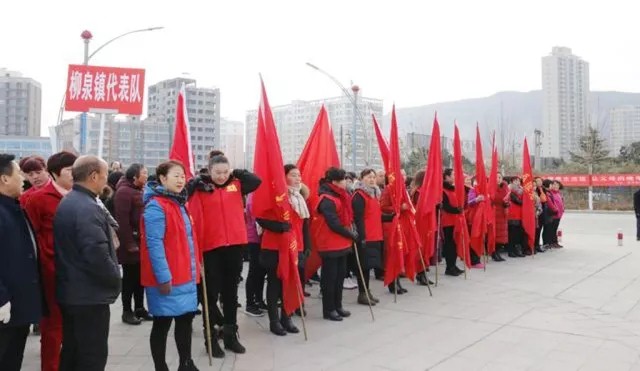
203,245,244,326
442,226,457,269
542,221,554,245
550,219,561,244
320,254,347,313
150,313,194,369
637,217,640,240
265,266,290,322
508,224,526,252
0,325,29,371
245,243,267,305
122,263,144,313
59,304,110,371
352,245,370,294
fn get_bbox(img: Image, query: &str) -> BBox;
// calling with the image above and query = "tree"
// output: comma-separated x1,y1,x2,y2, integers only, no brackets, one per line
619,141,640,165
404,147,428,177
569,127,609,169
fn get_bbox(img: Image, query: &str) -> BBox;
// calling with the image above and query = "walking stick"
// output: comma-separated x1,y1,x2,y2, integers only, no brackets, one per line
417,249,433,297
352,243,375,321
294,278,309,340
200,268,213,366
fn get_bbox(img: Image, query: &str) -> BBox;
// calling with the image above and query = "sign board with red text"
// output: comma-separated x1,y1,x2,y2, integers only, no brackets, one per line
64,64,145,115
541,174,640,187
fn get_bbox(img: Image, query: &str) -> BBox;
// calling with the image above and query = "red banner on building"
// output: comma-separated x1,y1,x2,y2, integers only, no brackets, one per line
64,64,145,115
542,174,640,187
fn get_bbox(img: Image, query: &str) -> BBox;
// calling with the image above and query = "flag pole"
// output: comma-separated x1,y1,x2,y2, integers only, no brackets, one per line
394,277,398,303
352,244,375,321
295,279,309,341
200,269,213,366
462,219,468,280
417,249,433,297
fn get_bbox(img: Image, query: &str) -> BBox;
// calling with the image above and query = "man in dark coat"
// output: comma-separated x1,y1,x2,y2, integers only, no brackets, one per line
54,155,121,371
114,163,150,325
0,153,43,371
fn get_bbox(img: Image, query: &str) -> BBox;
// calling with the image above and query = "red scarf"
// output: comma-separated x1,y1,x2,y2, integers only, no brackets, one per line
326,183,354,226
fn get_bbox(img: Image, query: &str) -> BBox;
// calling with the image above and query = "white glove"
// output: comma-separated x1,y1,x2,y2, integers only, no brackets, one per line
0,302,11,324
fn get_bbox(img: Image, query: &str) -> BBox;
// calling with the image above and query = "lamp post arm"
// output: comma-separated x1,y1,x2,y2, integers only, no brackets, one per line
88,27,164,61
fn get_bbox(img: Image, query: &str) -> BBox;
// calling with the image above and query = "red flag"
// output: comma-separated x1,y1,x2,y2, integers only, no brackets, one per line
486,132,498,253
252,79,302,315
521,137,536,252
169,84,195,179
384,106,408,285
469,124,488,257
372,114,390,171
298,105,340,281
416,114,442,262
453,124,471,268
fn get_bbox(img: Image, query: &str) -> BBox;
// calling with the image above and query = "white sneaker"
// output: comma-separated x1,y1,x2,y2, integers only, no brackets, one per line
343,277,358,290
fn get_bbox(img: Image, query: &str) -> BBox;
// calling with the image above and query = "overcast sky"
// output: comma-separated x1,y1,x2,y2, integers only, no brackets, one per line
2,0,639,136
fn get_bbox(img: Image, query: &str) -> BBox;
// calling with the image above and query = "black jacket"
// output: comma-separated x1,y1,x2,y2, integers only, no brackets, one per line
634,190,640,217
54,185,121,306
0,194,43,327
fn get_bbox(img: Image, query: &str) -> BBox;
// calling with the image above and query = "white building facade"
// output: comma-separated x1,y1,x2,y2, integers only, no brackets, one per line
220,118,245,168
0,68,42,137
609,105,640,154
245,95,384,171
541,47,590,159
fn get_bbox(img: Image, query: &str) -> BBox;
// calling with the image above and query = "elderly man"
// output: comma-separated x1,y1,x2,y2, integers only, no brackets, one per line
54,155,121,371
0,154,43,371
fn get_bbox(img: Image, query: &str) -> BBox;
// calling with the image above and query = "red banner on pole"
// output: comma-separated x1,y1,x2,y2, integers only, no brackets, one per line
540,174,640,187
65,64,145,115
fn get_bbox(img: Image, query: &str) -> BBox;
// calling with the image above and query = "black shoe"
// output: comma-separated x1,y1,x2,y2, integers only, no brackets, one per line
295,307,307,317
122,311,142,325
280,317,299,333
454,266,465,274
303,290,311,297
244,304,264,317
445,268,462,277
388,282,404,295
508,251,518,258
177,359,200,371
204,329,225,358
269,321,287,336
523,248,533,256
336,308,351,318
535,245,546,253
32,324,40,336
323,311,343,321
416,273,430,286
357,292,376,306
223,325,246,354
256,301,268,311
491,252,504,262
397,281,408,294
134,308,153,321
195,309,202,315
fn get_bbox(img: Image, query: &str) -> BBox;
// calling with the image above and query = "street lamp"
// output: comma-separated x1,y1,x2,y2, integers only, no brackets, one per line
54,27,164,154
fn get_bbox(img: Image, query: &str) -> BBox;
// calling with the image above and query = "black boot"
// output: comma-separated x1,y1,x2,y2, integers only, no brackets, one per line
204,328,225,359
336,308,351,318
445,267,462,276
323,310,343,321
134,308,153,321
269,321,287,336
122,311,142,325
416,272,429,286
516,245,527,257
223,324,246,354
491,252,503,262
397,279,408,294
177,359,200,371
280,316,299,334
535,245,546,253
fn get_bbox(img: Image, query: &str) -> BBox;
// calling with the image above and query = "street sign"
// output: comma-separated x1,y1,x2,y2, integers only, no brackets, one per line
65,64,145,115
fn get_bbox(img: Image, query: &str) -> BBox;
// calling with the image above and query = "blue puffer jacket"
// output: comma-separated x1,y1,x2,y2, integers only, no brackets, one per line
142,183,198,317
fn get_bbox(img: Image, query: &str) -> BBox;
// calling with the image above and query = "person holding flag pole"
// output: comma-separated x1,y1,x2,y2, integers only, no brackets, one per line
252,78,308,338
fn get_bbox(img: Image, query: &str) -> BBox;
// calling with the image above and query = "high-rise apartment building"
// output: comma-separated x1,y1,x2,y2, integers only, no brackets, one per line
220,118,245,168
147,77,220,169
609,105,640,153
541,47,590,159
245,95,383,171
0,68,42,137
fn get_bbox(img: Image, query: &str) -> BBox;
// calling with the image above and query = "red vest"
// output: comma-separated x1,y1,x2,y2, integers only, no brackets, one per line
140,197,200,287
314,194,352,252
508,193,523,221
441,186,461,227
261,211,304,252
353,189,383,242
189,179,248,252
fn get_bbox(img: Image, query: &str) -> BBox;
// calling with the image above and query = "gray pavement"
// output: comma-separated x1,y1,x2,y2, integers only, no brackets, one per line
22,212,640,371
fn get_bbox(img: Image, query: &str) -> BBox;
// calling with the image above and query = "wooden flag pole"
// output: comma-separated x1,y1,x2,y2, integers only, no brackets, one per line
352,244,375,321
295,279,309,341
200,269,213,366
417,249,433,297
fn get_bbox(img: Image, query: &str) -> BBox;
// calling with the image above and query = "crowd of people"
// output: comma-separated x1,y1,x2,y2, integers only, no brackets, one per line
0,149,566,371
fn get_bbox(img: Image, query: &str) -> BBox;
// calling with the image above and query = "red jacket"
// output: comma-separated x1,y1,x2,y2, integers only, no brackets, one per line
140,196,200,286
261,210,305,253
493,182,510,244
352,189,383,242
314,193,352,253
189,179,248,252
23,182,63,280
441,184,462,227
114,178,144,264
508,191,523,222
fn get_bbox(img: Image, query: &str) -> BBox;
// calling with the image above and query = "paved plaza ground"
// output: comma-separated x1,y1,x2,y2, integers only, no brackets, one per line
21,212,640,370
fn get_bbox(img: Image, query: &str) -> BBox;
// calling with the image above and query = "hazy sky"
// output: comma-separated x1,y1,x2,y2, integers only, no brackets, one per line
2,0,639,136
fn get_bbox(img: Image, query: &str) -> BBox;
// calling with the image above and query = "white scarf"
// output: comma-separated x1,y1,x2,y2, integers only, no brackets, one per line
288,185,310,219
